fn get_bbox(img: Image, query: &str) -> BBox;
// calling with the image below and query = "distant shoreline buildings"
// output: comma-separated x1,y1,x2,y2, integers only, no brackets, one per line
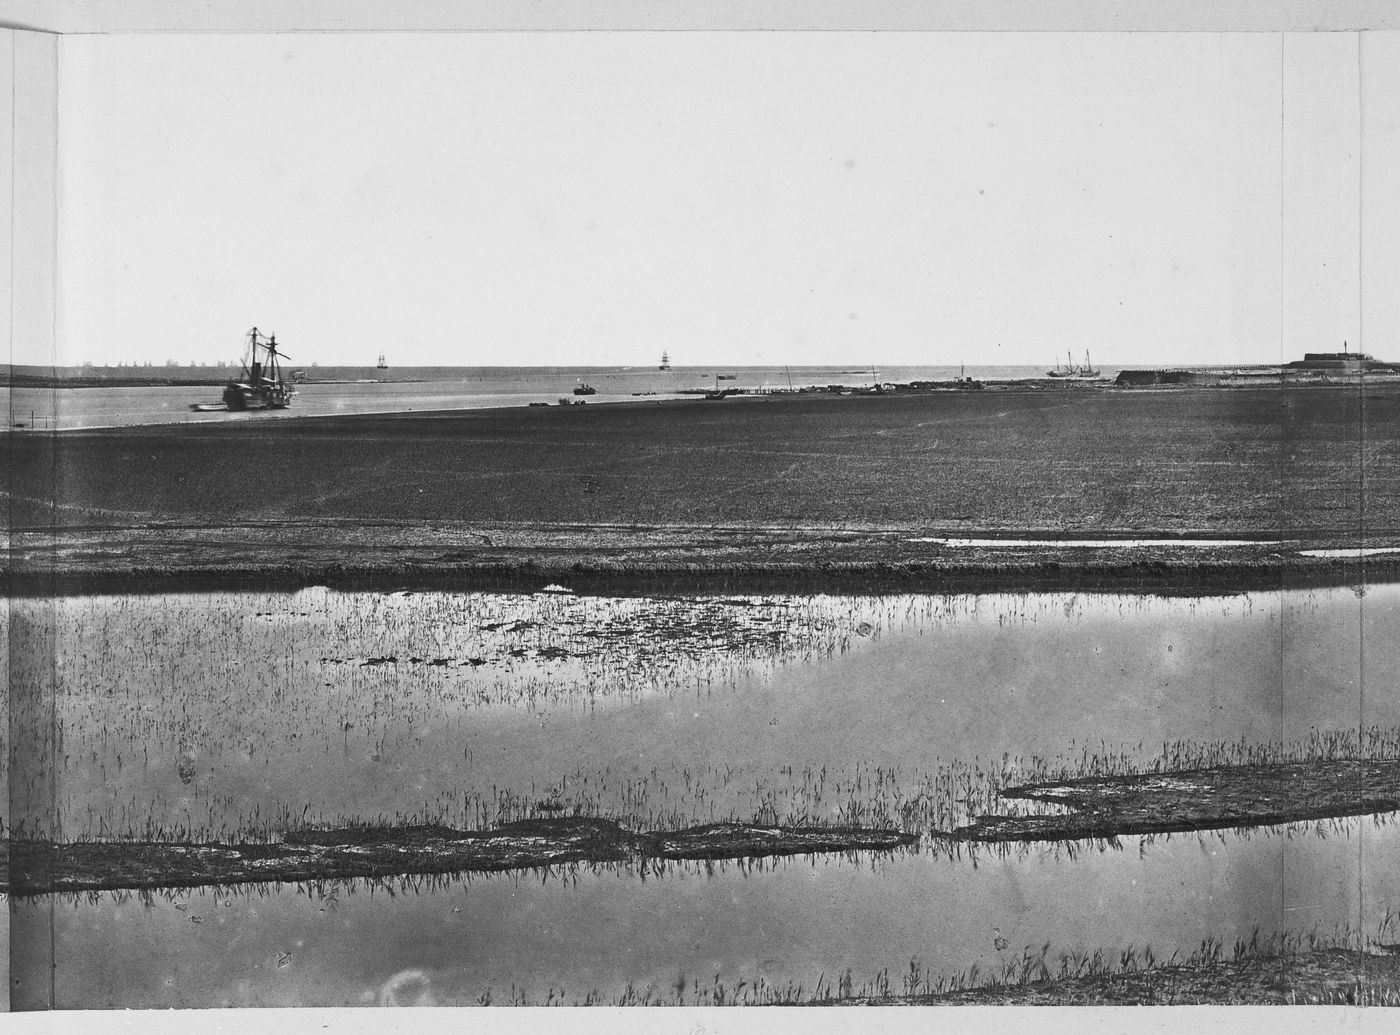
1282,347,1399,375
1116,345,1399,387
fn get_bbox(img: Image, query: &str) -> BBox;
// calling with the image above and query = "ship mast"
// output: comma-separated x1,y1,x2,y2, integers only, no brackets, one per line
248,327,263,381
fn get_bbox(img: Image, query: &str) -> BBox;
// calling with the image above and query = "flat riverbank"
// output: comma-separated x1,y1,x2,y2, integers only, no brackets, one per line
4,386,1397,592
8,385,1397,1011
6,522,1398,596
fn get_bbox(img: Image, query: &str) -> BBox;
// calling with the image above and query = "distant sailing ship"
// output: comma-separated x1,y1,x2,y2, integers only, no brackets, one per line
377,352,388,370
659,351,671,371
222,327,295,410
1048,350,1100,379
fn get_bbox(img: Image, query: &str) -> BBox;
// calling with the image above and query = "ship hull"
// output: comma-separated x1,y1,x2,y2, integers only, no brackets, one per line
223,383,294,410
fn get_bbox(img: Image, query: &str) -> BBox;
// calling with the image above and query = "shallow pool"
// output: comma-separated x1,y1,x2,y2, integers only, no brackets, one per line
8,582,1397,1006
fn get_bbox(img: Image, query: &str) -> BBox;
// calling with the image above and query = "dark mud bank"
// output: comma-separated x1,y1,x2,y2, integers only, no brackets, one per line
5,817,916,896
949,759,1400,842
7,551,1398,598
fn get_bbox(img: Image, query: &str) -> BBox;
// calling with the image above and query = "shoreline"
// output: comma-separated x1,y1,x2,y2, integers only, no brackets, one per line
10,374,1399,434
7,380,1397,1011
6,526,1397,597
4,379,1096,433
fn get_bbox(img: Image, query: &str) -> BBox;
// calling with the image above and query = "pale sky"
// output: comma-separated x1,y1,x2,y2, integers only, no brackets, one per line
48,32,1400,368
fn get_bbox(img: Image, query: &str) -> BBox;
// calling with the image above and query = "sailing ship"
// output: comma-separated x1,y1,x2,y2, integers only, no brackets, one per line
377,352,388,370
222,327,295,410
659,351,671,371
1047,350,1100,378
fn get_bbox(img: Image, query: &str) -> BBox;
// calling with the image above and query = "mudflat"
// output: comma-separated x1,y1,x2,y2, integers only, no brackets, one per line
9,384,1399,1007
4,386,1396,591
6,818,916,896
949,759,1400,842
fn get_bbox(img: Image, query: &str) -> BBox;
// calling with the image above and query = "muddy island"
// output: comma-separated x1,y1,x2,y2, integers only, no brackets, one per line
5,817,916,896
950,758,1400,842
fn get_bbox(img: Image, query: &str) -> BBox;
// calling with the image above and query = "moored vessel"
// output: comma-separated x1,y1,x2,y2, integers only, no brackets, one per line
222,327,295,410
1048,349,1100,378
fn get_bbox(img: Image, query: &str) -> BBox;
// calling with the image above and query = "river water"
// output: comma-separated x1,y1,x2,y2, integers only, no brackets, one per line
9,583,1398,1007
25,818,1400,1008
3,363,1065,431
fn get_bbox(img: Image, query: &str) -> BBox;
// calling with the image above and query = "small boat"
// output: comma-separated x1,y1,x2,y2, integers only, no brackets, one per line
222,327,295,410
573,381,597,396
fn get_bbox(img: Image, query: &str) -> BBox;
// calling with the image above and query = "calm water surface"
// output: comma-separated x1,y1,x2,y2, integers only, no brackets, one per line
24,818,1399,1008
2,364,1071,430
9,583,1397,1006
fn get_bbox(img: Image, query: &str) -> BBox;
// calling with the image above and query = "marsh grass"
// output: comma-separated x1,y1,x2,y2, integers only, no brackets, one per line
9,587,1397,847
380,910,1400,1006
24,855,1398,1007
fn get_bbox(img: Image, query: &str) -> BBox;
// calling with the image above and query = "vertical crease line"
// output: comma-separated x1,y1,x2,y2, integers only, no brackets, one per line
1277,29,1287,946
46,34,60,1010
7,27,17,1007
1355,27,1366,951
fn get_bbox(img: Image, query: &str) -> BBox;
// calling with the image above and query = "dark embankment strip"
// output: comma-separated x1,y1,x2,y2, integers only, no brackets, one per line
4,818,915,895
9,553,1398,598
948,759,1400,842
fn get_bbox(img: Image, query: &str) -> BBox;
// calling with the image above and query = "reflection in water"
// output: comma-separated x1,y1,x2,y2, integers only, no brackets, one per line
9,585,1399,843
4,380,701,431
21,815,1398,1008
379,969,436,1007
8,583,1398,1006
